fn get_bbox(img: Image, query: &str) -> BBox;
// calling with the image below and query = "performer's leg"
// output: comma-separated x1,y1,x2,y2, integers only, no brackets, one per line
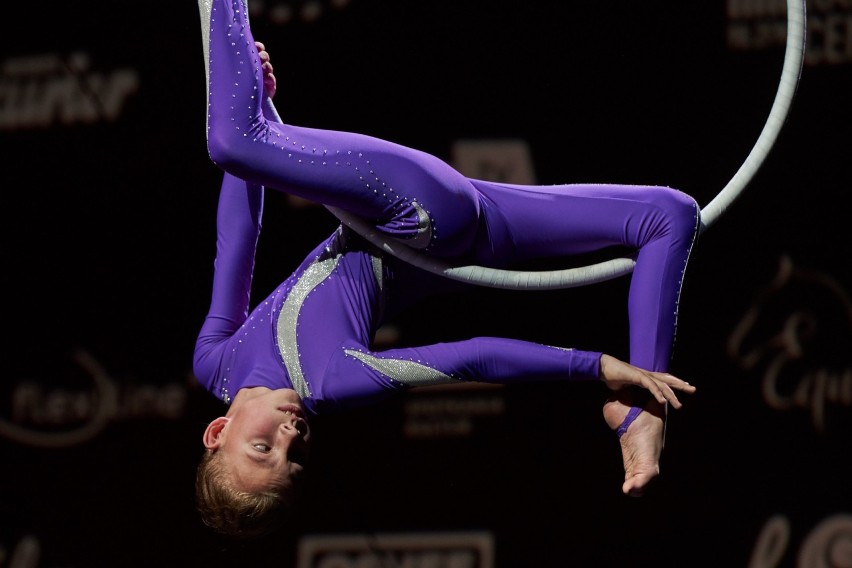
472,180,699,370
198,0,479,257
472,180,700,496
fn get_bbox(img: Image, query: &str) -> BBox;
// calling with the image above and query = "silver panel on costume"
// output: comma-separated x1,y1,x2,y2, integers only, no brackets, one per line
344,349,458,388
276,254,342,398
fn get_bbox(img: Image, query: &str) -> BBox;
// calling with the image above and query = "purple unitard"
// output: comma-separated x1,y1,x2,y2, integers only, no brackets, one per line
193,0,700,417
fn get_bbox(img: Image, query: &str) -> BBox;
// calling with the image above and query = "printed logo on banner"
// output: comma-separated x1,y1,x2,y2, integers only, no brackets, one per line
403,384,506,439
748,513,852,568
726,0,852,65
727,255,852,432
250,0,353,25
451,139,538,185
0,53,139,131
0,350,188,448
297,531,494,568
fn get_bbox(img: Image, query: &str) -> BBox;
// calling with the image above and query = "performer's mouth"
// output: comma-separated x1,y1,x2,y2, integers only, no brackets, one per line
278,404,304,419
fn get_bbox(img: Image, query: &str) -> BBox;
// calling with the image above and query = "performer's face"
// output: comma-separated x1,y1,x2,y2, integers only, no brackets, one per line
203,388,311,491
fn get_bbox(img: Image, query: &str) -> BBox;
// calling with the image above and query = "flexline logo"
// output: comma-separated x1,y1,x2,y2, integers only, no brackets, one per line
0,52,139,131
298,532,494,568
0,350,188,448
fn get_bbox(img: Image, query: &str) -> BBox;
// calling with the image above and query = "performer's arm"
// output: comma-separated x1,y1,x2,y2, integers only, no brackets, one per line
195,41,273,367
345,339,600,386
335,340,692,409
194,173,264,371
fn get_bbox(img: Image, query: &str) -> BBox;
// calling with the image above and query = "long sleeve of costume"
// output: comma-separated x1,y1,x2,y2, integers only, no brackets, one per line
192,173,263,395
323,338,601,413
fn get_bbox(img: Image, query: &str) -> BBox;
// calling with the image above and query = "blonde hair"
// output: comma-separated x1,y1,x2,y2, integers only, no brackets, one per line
195,449,295,538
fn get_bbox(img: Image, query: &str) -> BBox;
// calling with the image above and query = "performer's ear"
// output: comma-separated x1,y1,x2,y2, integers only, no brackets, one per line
203,417,230,449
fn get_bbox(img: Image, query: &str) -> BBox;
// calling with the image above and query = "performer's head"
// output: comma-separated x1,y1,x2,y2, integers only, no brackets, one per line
195,388,311,538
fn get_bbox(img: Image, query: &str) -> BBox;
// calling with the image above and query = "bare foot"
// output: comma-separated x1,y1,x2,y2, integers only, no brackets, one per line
603,390,666,497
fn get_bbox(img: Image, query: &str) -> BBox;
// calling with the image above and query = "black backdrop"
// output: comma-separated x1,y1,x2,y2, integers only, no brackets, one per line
2,1,850,566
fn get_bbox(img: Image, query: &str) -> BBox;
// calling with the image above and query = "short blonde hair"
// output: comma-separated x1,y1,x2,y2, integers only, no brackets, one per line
195,449,294,538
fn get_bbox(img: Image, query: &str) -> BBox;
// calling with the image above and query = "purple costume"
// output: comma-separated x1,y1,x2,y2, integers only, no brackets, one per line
193,0,700,417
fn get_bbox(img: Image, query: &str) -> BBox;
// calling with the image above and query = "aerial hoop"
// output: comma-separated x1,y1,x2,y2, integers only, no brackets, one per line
329,0,806,290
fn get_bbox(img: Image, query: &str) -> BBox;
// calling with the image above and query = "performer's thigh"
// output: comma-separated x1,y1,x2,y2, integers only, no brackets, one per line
245,122,483,257
473,181,689,261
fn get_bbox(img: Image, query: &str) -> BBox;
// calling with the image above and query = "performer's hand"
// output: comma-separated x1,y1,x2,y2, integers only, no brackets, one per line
256,41,277,99
598,354,696,409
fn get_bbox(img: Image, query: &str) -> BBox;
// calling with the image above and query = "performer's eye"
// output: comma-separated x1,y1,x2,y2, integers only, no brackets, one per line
253,443,272,453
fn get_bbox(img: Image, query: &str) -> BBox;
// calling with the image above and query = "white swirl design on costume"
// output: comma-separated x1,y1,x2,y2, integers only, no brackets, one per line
344,349,457,387
276,254,341,398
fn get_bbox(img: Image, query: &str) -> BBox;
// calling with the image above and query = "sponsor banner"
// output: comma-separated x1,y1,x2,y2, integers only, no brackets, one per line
0,52,139,131
0,350,190,449
727,255,852,433
749,513,852,568
726,0,852,65
298,531,494,568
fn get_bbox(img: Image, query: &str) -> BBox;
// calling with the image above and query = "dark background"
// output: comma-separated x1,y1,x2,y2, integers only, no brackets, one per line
2,1,850,566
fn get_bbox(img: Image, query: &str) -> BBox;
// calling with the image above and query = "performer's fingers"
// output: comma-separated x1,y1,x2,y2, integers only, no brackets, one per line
598,355,695,408
645,377,676,407
264,76,276,98
655,380,683,409
656,373,696,393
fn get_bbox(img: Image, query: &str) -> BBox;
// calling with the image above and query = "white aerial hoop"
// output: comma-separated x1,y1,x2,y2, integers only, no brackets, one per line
328,0,806,290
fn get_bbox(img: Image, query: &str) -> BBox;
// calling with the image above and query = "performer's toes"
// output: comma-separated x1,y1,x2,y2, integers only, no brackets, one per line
622,462,660,497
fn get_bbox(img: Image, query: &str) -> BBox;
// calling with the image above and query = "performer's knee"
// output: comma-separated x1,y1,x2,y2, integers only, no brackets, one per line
206,119,259,174
669,189,700,243
649,187,700,243
207,126,236,169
